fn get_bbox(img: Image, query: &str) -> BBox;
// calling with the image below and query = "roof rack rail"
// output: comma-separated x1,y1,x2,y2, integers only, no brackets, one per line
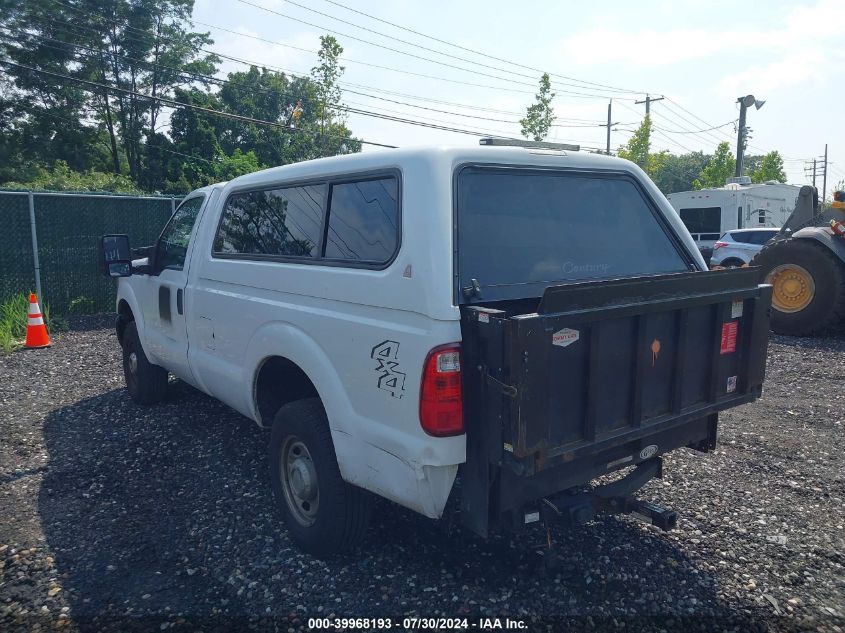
479,137,580,151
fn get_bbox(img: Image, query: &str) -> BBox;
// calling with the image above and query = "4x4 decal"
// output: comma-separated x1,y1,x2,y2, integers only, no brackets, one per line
371,340,406,398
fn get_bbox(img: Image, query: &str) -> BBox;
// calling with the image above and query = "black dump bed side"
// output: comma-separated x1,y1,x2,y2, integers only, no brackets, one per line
459,268,772,536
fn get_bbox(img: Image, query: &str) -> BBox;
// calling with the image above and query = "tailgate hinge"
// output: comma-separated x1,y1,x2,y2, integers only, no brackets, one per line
480,366,518,398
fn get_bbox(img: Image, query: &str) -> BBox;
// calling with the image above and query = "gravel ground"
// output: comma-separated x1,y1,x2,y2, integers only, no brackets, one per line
0,318,843,632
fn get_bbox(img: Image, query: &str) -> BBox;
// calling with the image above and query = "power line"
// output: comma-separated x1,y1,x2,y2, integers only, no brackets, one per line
654,120,736,135
43,0,743,151
319,0,645,95
196,18,626,100
663,96,734,142
5,32,538,142
659,103,733,147
239,0,641,97
0,58,398,148
12,28,533,128
41,0,536,97
234,0,642,100
9,17,612,143
36,1,620,127
5,57,603,148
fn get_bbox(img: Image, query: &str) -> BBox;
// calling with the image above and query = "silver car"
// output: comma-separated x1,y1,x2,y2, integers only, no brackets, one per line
710,228,780,268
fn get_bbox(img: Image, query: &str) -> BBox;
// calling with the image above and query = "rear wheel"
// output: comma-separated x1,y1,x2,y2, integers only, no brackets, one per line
717,258,746,269
269,398,372,557
751,238,845,336
121,321,169,404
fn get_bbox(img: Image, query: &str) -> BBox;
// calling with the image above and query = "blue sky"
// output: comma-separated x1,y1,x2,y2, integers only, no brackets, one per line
192,0,845,194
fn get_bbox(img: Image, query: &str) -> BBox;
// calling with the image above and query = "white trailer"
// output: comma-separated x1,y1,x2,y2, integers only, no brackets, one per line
667,180,801,250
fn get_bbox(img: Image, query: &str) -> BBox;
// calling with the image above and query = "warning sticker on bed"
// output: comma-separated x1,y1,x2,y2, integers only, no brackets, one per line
552,328,580,347
731,300,744,319
726,375,737,393
720,321,738,354
478,312,490,323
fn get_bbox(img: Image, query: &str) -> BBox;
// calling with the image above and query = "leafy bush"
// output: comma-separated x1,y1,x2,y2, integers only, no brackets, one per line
68,296,96,315
1,161,143,194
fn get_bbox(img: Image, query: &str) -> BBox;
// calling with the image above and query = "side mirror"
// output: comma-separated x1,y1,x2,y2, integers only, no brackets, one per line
100,234,133,277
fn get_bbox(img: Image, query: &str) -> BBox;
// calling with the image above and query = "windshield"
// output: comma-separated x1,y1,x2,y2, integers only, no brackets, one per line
456,167,691,303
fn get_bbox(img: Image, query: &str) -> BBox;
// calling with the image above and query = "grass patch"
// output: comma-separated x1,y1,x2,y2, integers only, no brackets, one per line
0,293,67,354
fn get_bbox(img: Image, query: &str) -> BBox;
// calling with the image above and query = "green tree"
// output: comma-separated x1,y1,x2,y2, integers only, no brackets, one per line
78,0,218,181
694,142,736,189
650,151,710,194
167,87,224,188
0,0,111,175
0,0,218,188
618,114,652,171
311,35,345,155
215,148,261,181
749,150,787,183
617,114,667,177
520,73,555,141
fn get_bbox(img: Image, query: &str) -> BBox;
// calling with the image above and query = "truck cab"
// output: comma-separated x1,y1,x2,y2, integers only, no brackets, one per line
100,143,771,556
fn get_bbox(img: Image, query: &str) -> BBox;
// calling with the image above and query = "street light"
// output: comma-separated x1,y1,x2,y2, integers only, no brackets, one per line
736,94,765,178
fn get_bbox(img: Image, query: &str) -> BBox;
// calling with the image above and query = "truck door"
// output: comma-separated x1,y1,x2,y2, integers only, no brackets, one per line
141,194,208,385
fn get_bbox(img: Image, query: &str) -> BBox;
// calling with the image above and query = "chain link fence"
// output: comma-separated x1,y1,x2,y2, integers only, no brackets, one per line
0,190,178,314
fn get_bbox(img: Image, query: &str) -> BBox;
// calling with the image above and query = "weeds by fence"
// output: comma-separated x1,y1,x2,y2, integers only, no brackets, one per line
0,292,67,353
0,190,177,315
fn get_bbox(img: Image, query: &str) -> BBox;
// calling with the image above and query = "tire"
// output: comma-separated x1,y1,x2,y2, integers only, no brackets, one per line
269,398,372,557
121,321,169,404
717,258,746,269
751,238,845,336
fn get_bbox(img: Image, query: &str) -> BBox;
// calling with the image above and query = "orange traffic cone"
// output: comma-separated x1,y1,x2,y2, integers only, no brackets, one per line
25,293,51,349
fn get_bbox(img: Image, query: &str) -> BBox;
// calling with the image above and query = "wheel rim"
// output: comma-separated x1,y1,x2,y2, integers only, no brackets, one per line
124,345,139,392
766,264,816,313
279,437,319,527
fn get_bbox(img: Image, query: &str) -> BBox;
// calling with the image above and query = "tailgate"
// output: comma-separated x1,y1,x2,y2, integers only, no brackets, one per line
459,268,772,534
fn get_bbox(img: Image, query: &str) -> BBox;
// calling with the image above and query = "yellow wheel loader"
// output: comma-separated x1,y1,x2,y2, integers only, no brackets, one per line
752,188,845,336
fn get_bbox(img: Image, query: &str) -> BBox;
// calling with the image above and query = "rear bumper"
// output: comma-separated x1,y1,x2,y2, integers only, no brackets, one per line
462,413,718,536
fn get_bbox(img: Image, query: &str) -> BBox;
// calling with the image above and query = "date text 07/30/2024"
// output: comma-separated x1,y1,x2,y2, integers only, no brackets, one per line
307,617,528,630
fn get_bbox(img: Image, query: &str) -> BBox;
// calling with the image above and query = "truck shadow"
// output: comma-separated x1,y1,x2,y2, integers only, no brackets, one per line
37,383,751,628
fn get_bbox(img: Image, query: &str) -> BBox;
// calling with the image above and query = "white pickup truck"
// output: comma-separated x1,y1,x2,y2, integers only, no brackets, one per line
100,142,772,557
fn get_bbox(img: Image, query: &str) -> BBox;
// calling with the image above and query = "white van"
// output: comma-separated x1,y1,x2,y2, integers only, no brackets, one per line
100,143,771,556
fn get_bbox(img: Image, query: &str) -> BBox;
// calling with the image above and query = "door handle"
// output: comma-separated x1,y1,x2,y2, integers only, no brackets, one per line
177,288,184,315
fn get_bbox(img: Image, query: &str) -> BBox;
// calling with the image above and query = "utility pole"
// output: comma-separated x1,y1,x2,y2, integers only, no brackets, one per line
735,100,748,178
822,143,828,204
734,94,765,178
812,159,817,190
598,100,618,155
635,94,664,114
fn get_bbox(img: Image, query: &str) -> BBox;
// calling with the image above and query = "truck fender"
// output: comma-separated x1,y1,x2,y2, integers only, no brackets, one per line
242,321,463,517
791,227,845,266
241,321,368,465
115,283,147,348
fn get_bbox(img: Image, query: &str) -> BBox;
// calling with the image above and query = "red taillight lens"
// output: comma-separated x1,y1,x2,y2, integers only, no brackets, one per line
713,241,728,250
420,344,464,437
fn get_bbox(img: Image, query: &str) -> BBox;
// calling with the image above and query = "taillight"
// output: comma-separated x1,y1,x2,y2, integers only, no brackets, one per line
713,241,729,250
420,343,464,436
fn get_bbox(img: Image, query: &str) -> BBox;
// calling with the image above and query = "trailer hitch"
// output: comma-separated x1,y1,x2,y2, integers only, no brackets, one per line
538,458,674,528
628,500,678,531
538,458,677,571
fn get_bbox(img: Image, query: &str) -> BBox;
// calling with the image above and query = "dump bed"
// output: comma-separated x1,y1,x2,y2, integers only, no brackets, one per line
459,268,772,536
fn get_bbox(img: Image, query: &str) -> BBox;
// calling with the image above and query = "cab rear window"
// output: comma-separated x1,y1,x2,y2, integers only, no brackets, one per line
456,167,690,302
